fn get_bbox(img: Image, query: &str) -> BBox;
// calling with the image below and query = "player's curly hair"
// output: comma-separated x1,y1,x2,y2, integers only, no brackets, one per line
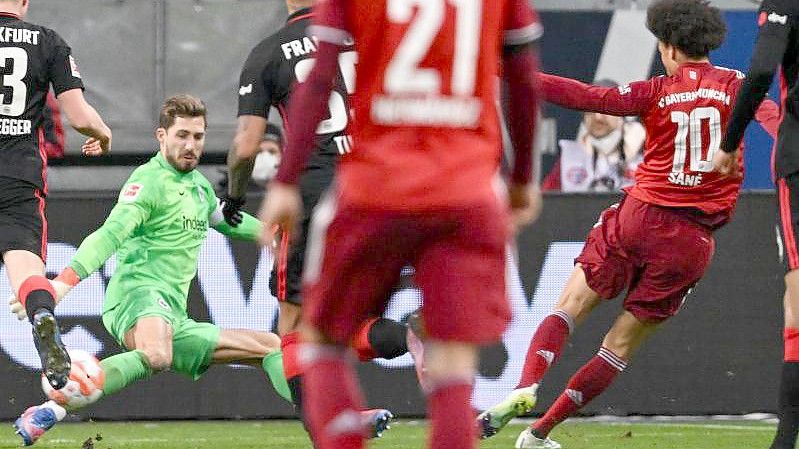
159,94,207,130
646,0,726,59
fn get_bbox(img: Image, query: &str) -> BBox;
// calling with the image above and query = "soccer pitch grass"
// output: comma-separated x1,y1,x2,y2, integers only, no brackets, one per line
0,420,776,449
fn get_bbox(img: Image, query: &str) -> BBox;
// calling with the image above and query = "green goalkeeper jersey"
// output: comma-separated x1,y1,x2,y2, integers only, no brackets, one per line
68,152,262,315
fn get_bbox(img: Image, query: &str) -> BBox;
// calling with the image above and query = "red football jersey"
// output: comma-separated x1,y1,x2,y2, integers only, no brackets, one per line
540,63,780,216
307,0,542,210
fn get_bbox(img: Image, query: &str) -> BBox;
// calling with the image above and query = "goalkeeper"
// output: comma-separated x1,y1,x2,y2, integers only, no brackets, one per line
11,95,291,446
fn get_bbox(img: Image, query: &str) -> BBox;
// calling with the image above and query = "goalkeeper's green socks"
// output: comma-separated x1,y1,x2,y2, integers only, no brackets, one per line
262,351,293,403
100,350,153,397
100,350,291,402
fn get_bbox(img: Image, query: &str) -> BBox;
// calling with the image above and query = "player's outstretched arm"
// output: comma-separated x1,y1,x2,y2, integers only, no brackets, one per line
721,2,793,153
539,73,654,117
9,198,148,316
55,179,153,304
56,88,112,156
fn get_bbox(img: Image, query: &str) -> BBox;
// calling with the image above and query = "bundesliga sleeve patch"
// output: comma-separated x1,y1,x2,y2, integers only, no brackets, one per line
119,183,143,203
69,55,81,78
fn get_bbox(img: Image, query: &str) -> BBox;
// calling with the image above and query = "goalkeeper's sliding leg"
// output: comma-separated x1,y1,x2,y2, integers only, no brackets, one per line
14,316,286,446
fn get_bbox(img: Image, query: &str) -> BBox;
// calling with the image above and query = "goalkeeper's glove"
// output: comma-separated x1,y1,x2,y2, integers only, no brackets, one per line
221,194,246,227
7,268,80,321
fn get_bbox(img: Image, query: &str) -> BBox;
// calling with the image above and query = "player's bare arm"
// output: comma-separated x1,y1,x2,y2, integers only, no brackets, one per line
56,88,111,155
228,115,268,199
222,115,268,226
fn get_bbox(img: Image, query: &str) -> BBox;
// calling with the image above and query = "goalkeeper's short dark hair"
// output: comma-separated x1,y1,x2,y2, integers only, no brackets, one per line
646,0,726,59
159,94,207,130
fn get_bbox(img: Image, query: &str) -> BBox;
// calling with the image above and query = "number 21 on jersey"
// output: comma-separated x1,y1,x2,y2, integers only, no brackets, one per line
373,0,483,128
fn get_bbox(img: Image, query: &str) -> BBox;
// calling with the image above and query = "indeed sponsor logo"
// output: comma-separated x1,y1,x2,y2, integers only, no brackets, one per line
182,215,208,232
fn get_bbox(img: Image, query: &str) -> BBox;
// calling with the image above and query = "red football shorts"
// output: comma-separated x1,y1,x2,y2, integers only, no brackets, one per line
302,192,511,345
576,195,715,323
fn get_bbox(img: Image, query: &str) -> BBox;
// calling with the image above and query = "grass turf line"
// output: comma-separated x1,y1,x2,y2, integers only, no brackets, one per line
0,420,775,449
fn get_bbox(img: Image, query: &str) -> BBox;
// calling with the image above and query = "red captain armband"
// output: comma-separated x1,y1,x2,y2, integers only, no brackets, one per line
55,267,81,287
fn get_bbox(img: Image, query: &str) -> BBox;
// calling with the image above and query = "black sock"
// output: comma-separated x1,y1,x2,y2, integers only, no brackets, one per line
772,362,799,449
367,318,409,359
24,289,55,324
287,375,310,430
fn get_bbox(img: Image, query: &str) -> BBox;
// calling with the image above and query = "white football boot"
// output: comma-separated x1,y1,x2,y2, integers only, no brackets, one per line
515,427,561,449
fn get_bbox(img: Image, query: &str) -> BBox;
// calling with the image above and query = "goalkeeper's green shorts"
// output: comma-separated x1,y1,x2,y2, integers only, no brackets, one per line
102,287,220,380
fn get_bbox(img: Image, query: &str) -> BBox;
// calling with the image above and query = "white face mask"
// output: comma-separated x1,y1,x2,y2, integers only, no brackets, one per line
251,151,280,185
585,128,623,157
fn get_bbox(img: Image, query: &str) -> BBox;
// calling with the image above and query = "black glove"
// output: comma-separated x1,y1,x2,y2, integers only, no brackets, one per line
221,195,246,227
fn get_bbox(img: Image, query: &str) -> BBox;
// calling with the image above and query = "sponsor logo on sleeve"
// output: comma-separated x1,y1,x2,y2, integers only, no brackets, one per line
120,183,143,203
618,85,632,95
239,83,253,96
69,55,81,78
157,298,172,311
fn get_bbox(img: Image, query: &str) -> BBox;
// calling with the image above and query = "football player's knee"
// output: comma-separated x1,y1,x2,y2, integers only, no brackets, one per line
141,347,172,371
259,332,281,353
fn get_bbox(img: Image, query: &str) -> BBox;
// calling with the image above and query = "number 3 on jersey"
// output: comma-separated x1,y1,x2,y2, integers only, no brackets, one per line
670,106,721,174
294,51,356,135
0,47,27,117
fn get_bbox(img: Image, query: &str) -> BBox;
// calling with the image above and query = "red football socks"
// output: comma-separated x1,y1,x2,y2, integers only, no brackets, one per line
281,331,303,380
302,344,365,449
18,275,56,323
517,310,574,388
427,378,475,449
351,317,380,361
785,328,799,362
532,347,626,437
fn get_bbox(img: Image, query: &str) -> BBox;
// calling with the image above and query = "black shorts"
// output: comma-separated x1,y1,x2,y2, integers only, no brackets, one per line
269,168,332,305
0,177,47,260
269,214,310,305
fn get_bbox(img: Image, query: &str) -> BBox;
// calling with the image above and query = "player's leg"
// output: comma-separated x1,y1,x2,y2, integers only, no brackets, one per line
5,250,71,390
771,175,799,449
14,316,168,446
2,183,70,389
518,311,659,447
273,211,406,436
351,317,410,361
424,340,480,447
518,199,714,448
414,200,510,449
301,199,412,449
479,266,603,439
480,201,630,439
208,328,292,403
773,281,799,449
270,225,309,410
